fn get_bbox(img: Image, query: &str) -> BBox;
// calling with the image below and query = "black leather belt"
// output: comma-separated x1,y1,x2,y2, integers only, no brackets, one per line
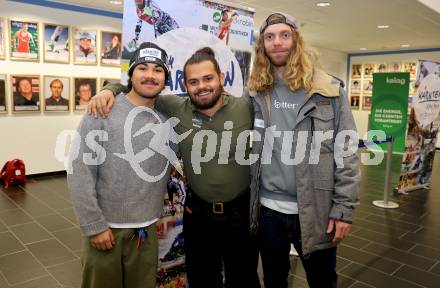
187,188,249,216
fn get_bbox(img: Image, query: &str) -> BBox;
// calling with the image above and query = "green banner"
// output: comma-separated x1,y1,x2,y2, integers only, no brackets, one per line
370,73,410,153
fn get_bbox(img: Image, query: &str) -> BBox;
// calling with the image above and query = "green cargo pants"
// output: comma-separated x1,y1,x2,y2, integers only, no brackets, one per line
81,224,158,288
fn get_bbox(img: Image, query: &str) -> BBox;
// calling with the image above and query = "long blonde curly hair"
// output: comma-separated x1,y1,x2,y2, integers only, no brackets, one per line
247,25,318,94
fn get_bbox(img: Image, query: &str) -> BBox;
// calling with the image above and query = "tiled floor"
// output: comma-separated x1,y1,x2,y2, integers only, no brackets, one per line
0,151,439,287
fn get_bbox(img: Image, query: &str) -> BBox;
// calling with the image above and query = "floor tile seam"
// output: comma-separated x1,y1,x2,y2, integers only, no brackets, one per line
45,258,81,270
347,280,375,288
426,260,439,273
7,220,37,228
7,209,80,261
351,228,414,250
391,263,440,286
362,215,423,231
340,262,427,288
359,242,439,266
0,248,27,258
24,192,74,216
4,273,58,287
356,220,415,238
0,228,65,288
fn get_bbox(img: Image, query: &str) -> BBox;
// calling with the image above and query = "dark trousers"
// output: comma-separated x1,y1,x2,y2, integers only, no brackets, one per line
183,190,260,288
259,206,337,288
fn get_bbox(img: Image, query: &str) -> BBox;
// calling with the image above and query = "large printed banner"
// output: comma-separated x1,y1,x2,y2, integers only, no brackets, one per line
122,0,255,96
397,60,440,193
122,1,255,286
370,73,409,153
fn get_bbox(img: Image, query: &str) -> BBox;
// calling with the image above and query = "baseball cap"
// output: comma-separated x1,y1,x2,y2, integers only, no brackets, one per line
128,42,169,80
259,12,299,34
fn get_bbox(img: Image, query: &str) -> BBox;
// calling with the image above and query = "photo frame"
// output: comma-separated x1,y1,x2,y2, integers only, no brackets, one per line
43,23,70,63
11,75,41,112
73,28,97,65
74,77,96,111
350,95,360,110
0,18,5,60
43,76,70,112
376,63,387,73
403,62,417,78
0,74,6,113
350,79,361,95
100,31,122,66
9,20,39,61
362,96,372,111
388,63,401,73
351,64,362,78
363,64,375,78
363,79,373,95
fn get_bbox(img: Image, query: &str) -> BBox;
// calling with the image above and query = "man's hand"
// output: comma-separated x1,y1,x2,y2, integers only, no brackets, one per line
326,219,351,244
87,90,115,118
89,229,116,250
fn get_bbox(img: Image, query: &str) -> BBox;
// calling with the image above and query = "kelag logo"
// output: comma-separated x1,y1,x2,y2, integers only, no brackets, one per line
213,11,221,23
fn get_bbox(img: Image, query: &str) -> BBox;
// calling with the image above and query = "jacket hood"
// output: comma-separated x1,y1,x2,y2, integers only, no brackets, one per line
248,68,342,98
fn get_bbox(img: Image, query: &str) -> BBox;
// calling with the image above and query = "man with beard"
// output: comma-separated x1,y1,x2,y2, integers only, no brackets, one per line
87,47,259,288
247,13,360,288
68,42,172,288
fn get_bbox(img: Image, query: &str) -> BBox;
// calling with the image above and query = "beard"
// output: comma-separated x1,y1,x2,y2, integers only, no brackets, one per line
189,84,223,110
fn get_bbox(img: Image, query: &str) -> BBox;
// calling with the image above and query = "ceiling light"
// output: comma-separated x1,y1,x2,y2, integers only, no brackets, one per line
109,0,122,4
401,44,410,48
377,25,390,29
316,2,331,7
360,48,367,51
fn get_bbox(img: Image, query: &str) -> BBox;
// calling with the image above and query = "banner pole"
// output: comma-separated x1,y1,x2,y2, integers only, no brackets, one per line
373,136,399,209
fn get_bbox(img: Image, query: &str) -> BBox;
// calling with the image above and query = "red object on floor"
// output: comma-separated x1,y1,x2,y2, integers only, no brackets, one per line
0,159,26,188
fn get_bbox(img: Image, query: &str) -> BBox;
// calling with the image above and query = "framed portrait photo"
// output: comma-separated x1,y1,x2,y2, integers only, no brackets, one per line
351,64,362,78
363,64,375,78
350,95,360,110
43,76,70,112
363,79,373,95
403,62,417,78
0,18,5,60
11,75,41,112
376,63,387,73
99,78,120,90
43,24,70,63
74,78,96,111
388,63,402,73
9,20,39,61
73,28,97,65
362,96,372,111
100,31,122,66
0,74,6,113
350,79,361,95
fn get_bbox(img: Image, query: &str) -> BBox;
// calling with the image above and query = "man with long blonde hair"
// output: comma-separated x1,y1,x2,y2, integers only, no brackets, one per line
247,12,360,288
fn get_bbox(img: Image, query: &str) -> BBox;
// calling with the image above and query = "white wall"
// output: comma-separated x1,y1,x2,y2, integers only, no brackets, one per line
315,46,348,82
0,0,122,174
349,51,440,147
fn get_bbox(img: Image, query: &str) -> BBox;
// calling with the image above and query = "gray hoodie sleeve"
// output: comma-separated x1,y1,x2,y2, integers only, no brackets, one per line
329,87,361,223
67,114,109,237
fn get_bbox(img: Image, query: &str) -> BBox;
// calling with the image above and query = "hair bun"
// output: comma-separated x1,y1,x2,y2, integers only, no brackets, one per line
195,47,215,57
